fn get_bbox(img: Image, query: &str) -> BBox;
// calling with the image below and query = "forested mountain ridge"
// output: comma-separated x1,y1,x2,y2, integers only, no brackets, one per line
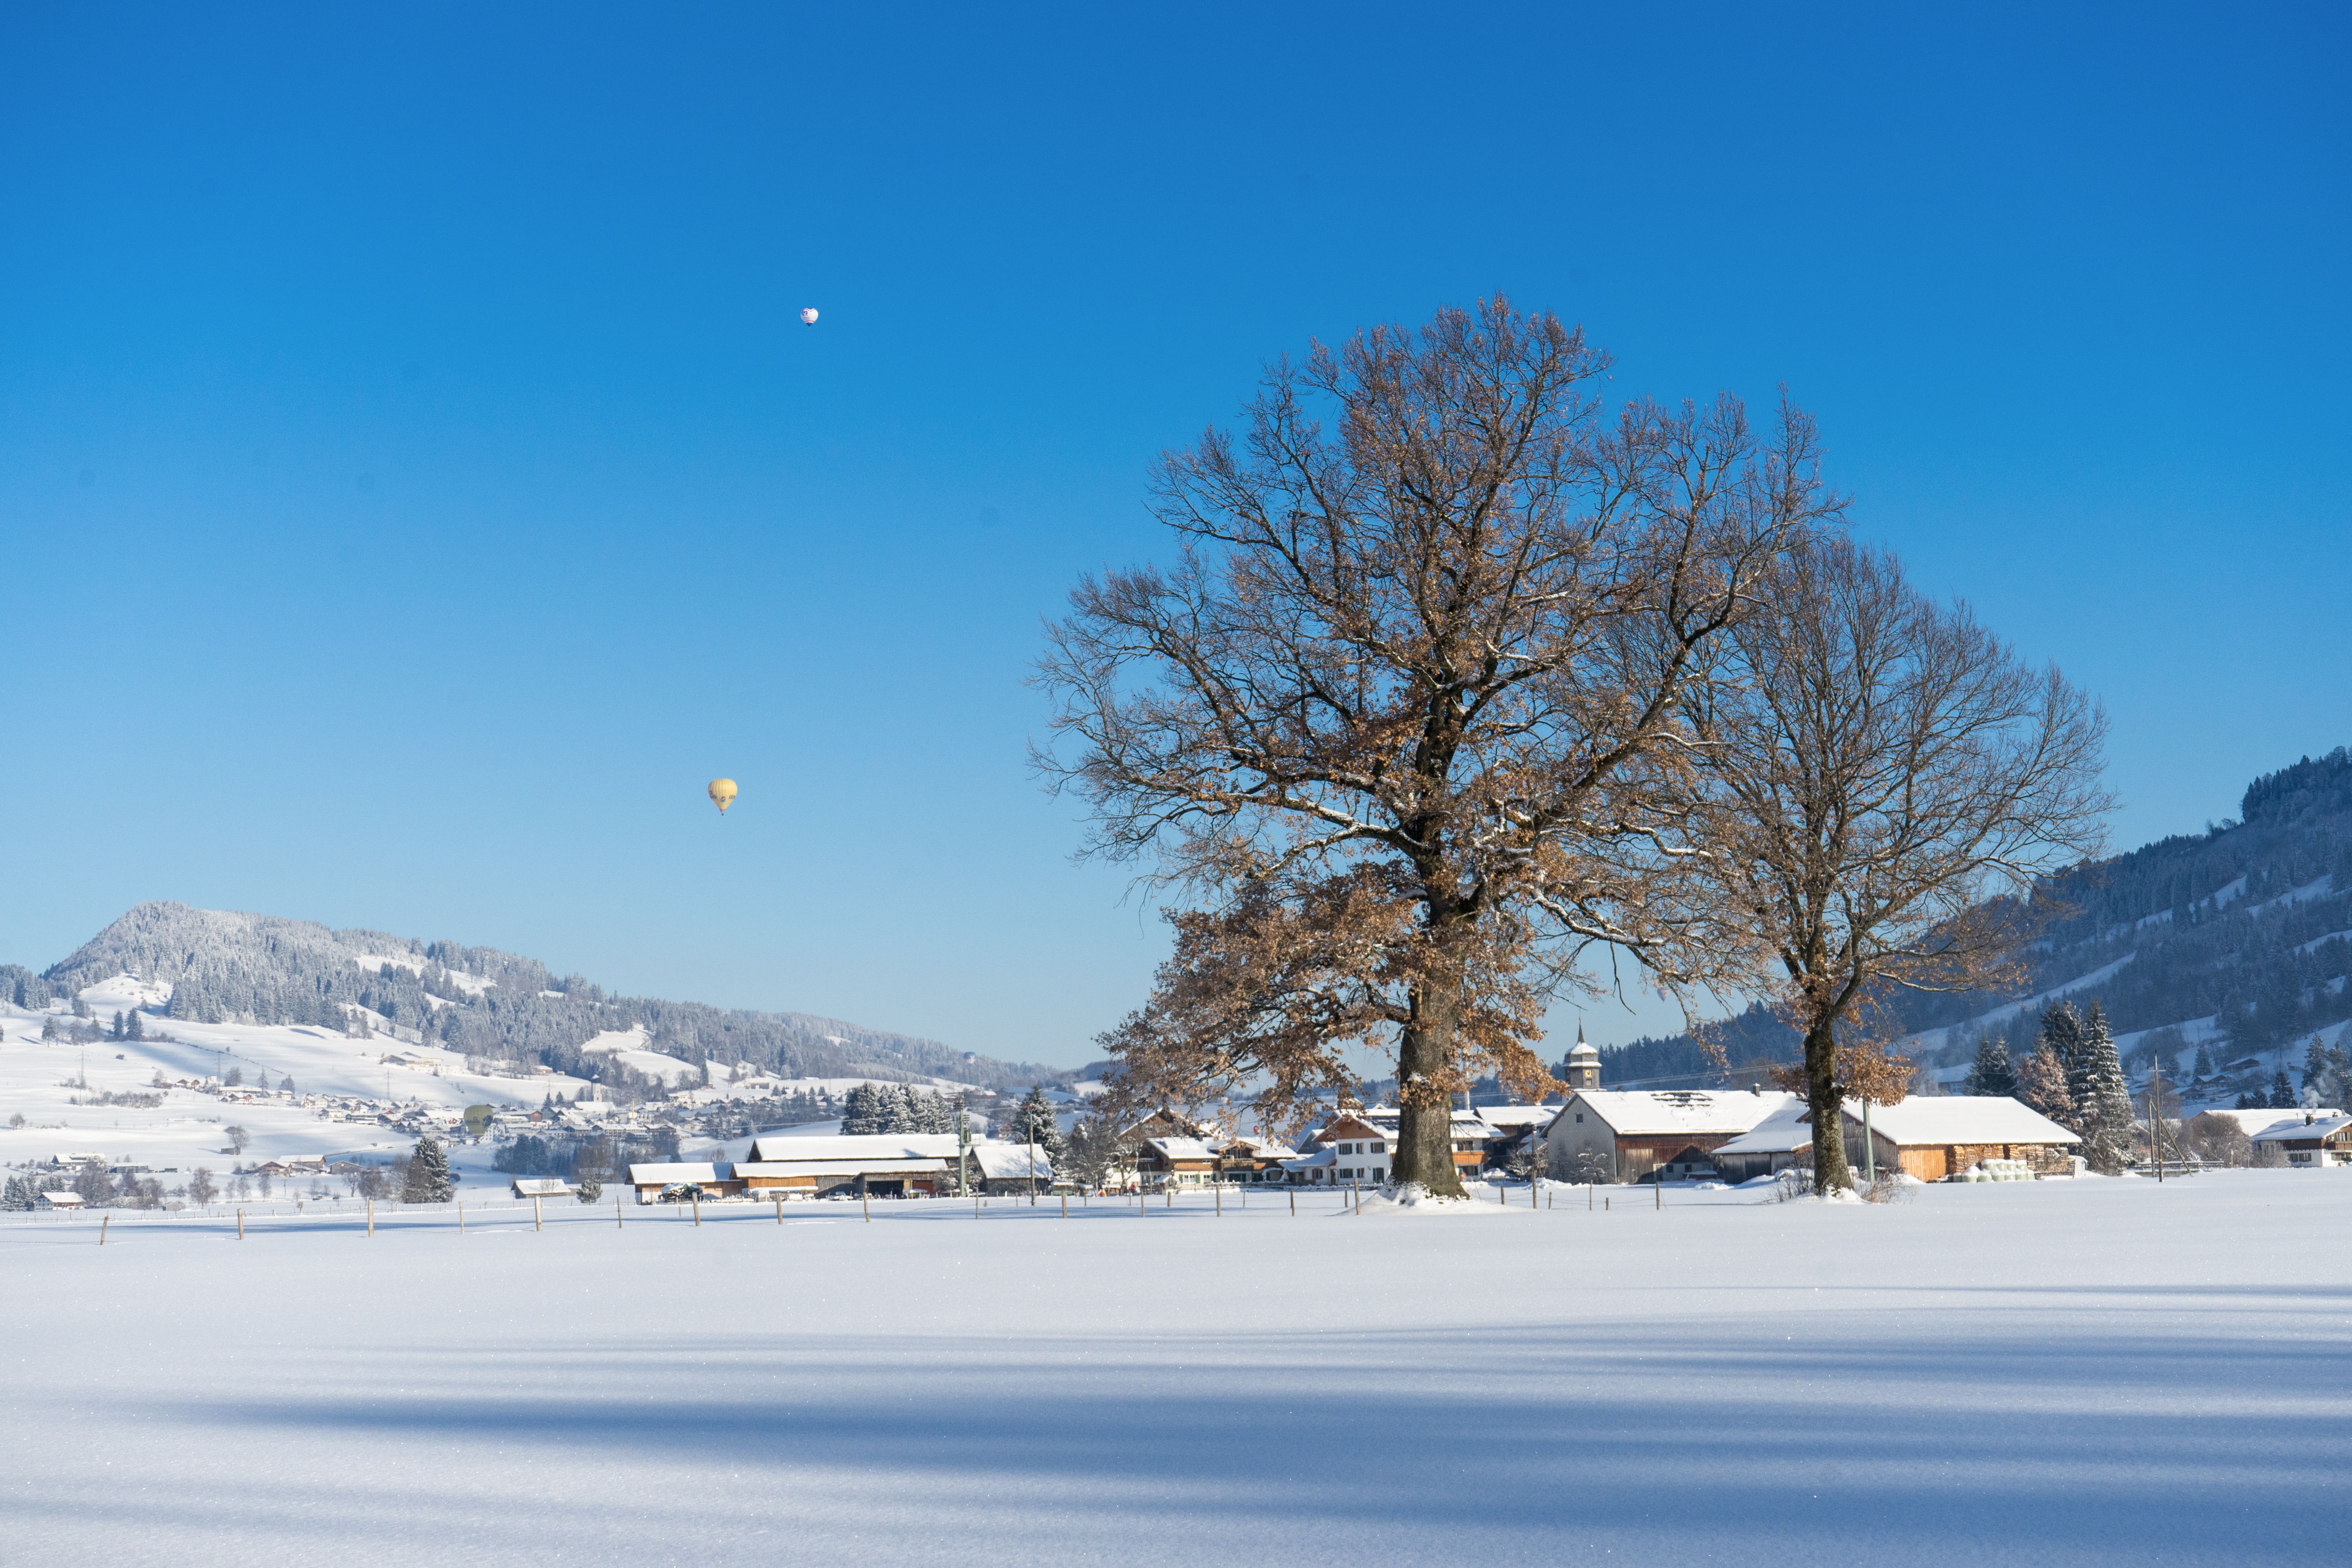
0,903,1064,1091
1596,748,2352,1101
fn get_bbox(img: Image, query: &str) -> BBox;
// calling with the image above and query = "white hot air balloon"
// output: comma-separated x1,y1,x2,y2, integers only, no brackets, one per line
799,307,819,326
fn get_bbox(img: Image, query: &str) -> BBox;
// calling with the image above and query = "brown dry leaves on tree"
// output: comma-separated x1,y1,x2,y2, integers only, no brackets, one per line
1036,297,1836,1184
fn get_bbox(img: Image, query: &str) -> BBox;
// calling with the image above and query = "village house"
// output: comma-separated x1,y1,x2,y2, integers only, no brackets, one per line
2252,1110,2352,1167
1544,1089,1800,1183
1137,1136,1222,1188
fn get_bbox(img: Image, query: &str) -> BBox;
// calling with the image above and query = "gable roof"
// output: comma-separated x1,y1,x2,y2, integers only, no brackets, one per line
1555,1089,1797,1138
626,1162,730,1185
1710,1097,1818,1156
1844,1096,2078,1146
2197,1107,2346,1139
2252,1112,2352,1143
745,1133,966,1163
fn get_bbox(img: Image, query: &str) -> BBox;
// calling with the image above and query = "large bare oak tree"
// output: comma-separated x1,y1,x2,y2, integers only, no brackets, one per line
1036,298,1837,1194
1688,536,2111,1192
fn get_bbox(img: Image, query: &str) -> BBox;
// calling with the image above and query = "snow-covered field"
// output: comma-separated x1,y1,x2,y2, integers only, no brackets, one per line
6,1172,2347,1565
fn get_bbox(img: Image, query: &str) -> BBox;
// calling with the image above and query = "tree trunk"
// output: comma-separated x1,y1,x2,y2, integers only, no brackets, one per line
1395,980,1468,1197
1804,1014,1853,1194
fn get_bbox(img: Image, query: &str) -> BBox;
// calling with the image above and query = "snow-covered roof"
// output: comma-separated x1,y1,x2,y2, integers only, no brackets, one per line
510,1178,575,1196
1845,1096,2078,1146
626,1162,730,1185
1281,1148,1336,1170
2196,1107,2346,1138
1710,1098,1818,1156
1477,1106,1555,1131
2252,1113,2352,1143
745,1133,966,1162
735,1157,952,1177
1147,1137,1220,1162
1557,1089,1796,1137
969,1145,1054,1180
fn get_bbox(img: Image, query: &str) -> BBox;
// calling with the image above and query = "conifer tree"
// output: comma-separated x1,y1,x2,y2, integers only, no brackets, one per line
1011,1086,1064,1157
2193,1042,2219,1082
403,1135,454,1203
2268,1068,2296,1108
2015,1044,2074,1127
877,1085,916,1135
2069,1001,2135,1174
840,1082,880,1135
126,1009,144,1042
1965,1038,2017,1097
110,1010,125,1041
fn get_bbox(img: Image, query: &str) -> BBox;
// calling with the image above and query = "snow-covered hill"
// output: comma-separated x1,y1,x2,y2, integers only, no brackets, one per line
0,901,1067,1093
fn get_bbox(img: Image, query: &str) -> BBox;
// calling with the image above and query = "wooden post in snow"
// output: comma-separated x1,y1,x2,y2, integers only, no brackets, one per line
775,1196,784,1224
99,1214,109,1246
1214,1183,1221,1217
1289,1187,1296,1217
861,1184,869,1224
616,1191,623,1229
1061,1191,1067,1219
366,1199,373,1237
458,1201,465,1235
692,1193,701,1228
238,1209,245,1240
533,1196,543,1232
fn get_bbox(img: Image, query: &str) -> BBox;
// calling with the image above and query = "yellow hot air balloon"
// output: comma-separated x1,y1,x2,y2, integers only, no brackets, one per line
708,778,738,815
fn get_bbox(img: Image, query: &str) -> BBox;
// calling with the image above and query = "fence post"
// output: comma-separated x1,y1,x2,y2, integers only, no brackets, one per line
534,1196,543,1233
99,1214,109,1247
692,1194,701,1228
861,1185,870,1224
238,1208,246,1240
1215,1184,1221,1217
459,1201,465,1235
367,1199,374,1237
1290,1187,1296,1217
775,1196,784,1225
617,1191,624,1229
1061,1191,1067,1219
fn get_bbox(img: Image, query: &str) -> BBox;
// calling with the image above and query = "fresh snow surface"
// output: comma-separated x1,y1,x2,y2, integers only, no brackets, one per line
8,1173,2350,1566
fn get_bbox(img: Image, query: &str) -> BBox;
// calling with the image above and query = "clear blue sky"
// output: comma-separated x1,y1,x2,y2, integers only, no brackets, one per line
2,5,2344,1066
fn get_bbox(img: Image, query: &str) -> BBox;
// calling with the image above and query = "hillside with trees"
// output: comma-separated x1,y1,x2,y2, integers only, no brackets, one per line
1595,747,2352,1106
2,902,1065,1092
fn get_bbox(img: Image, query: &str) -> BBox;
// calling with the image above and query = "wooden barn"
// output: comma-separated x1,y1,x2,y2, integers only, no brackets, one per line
1713,1096,2080,1182
1543,1089,1800,1183
1837,1097,2078,1180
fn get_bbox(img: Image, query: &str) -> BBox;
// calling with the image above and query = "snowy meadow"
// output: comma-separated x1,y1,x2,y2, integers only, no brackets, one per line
7,1173,2347,1566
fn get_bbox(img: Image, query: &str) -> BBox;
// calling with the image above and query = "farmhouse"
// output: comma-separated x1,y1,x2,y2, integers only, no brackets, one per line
2252,1110,2352,1167
624,1161,745,1201
1544,1089,1798,1182
736,1133,967,1198
1713,1095,2081,1182
1138,1136,1223,1188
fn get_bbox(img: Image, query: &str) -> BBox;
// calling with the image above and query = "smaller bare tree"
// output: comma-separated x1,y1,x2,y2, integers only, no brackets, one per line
1691,537,2109,1192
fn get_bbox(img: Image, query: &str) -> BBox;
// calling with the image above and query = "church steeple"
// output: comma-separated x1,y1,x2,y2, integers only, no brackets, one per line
1563,1022,1601,1091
